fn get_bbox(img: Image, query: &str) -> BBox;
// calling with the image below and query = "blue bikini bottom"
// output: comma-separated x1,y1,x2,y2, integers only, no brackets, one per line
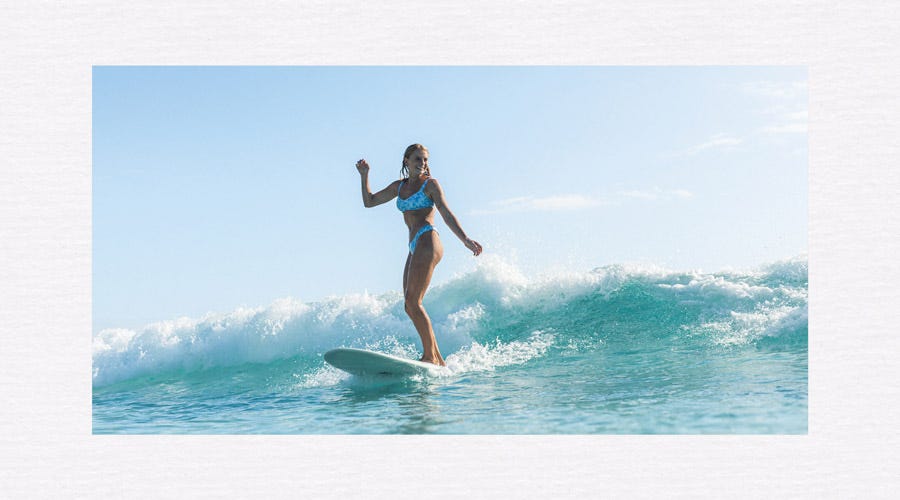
409,224,437,254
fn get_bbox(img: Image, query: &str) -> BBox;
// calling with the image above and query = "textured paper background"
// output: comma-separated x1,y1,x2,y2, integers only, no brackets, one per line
2,0,898,497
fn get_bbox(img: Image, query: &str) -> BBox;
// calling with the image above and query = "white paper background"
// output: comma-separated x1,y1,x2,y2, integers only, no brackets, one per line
2,0,897,497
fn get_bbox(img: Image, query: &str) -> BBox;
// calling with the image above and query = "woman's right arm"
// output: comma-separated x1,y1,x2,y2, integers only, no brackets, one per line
357,159,400,208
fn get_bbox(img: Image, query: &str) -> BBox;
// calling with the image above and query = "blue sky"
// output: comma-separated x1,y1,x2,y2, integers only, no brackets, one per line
93,66,807,331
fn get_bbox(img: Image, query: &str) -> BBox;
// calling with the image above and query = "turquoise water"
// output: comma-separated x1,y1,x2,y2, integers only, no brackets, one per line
92,256,807,434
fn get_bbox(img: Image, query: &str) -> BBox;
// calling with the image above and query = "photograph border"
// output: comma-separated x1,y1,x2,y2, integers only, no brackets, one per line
2,0,897,497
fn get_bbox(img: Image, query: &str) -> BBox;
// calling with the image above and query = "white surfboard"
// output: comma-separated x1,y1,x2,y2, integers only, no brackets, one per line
324,348,444,377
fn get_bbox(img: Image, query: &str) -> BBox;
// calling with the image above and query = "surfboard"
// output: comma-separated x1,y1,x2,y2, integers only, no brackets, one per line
323,348,444,377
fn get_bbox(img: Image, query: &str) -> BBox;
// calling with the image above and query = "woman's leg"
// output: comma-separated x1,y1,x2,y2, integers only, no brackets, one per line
403,230,444,365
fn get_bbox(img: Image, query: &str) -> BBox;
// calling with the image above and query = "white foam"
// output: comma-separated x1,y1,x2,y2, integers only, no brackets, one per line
693,303,807,346
92,291,414,387
444,331,555,374
293,364,348,389
659,274,776,300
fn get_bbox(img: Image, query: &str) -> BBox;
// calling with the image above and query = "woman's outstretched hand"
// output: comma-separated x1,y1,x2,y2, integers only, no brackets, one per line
355,159,370,175
465,238,483,256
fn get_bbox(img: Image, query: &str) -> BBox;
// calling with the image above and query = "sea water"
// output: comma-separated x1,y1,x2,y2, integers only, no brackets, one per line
92,256,807,434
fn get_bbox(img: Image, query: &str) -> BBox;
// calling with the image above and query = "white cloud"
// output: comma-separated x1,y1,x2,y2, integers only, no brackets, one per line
619,187,694,201
473,189,693,215
741,80,807,100
786,110,808,121
472,194,607,215
671,133,743,157
619,190,657,201
757,108,807,135
761,122,807,134
742,81,807,135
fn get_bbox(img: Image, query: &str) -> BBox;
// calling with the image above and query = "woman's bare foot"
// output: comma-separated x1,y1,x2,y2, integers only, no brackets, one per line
419,354,446,366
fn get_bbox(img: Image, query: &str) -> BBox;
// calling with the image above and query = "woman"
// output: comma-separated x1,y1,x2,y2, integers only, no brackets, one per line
356,144,483,366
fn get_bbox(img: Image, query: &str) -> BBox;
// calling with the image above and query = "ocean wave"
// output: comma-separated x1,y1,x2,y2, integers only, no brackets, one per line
93,255,807,387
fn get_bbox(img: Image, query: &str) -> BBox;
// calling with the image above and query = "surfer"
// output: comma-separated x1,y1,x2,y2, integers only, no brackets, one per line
356,144,483,366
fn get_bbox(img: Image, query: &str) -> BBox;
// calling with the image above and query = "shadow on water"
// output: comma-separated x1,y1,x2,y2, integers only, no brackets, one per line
333,375,451,434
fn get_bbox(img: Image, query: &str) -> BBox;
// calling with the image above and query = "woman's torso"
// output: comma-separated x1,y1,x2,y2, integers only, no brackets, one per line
397,177,436,237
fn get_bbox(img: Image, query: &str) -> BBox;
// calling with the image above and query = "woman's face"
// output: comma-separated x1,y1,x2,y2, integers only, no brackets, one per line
405,149,429,176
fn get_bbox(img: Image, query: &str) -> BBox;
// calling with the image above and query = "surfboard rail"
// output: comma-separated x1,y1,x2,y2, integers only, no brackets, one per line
324,348,445,377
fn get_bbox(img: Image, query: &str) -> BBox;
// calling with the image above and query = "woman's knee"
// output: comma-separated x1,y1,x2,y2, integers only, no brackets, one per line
404,295,423,315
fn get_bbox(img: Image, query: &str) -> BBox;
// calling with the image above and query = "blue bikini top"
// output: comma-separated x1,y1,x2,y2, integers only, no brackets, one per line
397,178,435,212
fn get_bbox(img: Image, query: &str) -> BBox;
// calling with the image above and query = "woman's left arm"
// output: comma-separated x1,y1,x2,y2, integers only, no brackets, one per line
427,179,483,256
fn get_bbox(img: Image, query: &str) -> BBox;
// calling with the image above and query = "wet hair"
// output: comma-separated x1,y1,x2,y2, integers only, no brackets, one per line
400,143,430,180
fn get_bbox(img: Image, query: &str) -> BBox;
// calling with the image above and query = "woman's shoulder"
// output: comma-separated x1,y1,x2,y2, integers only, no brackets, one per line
423,177,442,196
424,176,441,186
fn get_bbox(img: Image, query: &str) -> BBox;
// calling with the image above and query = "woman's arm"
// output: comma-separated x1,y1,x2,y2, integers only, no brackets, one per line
427,179,483,256
357,159,401,208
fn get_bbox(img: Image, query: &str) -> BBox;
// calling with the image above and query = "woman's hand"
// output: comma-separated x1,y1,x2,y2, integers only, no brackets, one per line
355,159,370,175
465,238,483,256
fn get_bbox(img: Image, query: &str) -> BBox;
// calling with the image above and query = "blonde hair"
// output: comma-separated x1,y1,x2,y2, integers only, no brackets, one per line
400,143,430,180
